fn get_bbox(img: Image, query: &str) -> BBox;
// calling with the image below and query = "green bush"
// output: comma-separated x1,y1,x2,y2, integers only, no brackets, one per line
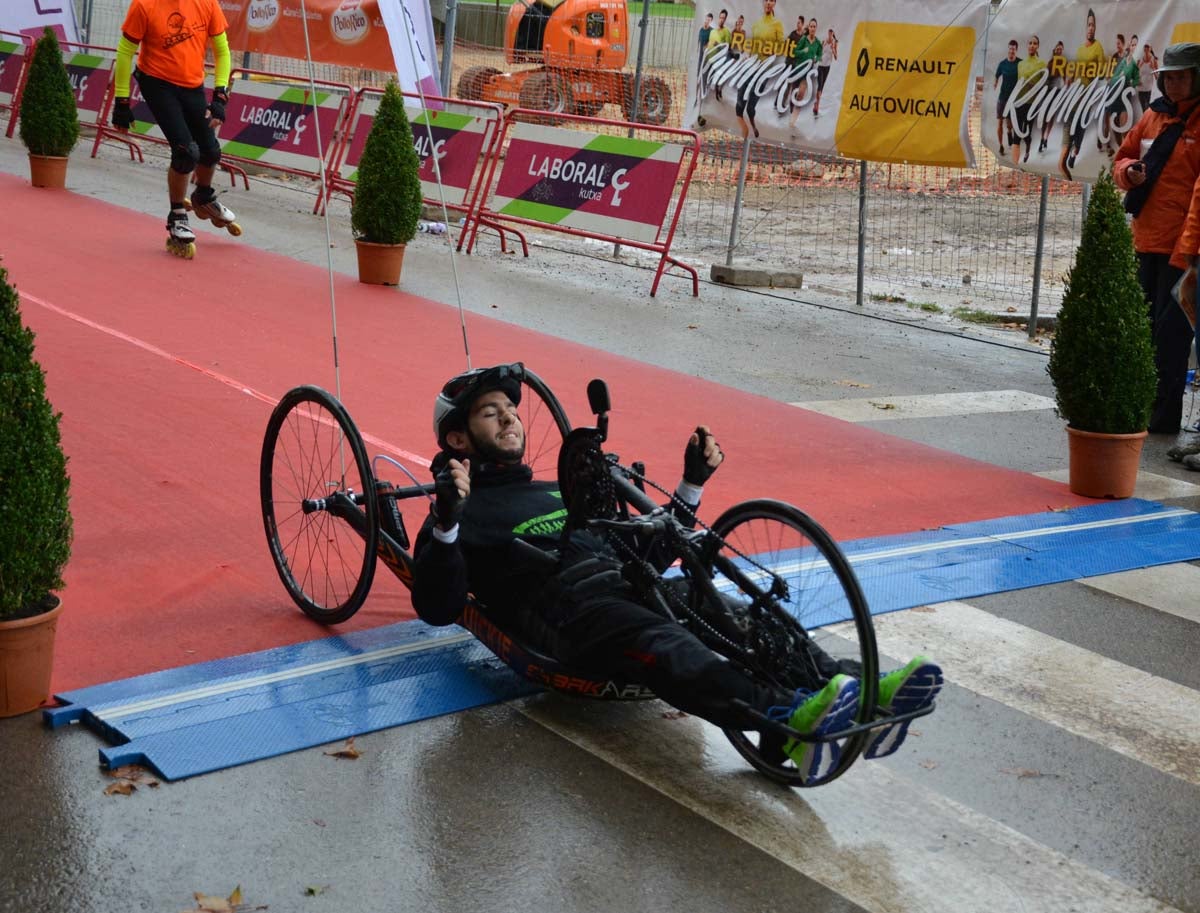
351,80,423,245
17,28,80,158
1046,171,1157,434
0,264,72,619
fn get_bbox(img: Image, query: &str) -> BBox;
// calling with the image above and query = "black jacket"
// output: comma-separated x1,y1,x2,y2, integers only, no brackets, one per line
411,458,697,627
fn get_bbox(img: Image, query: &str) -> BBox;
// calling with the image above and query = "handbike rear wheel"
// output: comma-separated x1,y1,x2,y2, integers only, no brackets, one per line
260,385,379,624
705,499,878,787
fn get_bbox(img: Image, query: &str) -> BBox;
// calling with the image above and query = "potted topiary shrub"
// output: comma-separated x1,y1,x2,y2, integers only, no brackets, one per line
17,27,80,189
1046,170,1157,498
350,79,423,286
0,263,73,716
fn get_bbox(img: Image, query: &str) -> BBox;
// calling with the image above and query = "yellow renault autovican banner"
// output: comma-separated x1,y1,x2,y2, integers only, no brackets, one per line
837,21,977,166
684,0,986,167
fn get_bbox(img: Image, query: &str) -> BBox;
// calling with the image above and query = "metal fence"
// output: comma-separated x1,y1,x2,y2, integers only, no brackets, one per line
75,0,1082,312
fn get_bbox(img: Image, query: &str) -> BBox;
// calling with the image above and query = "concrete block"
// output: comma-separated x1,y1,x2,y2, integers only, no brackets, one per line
710,265,803,289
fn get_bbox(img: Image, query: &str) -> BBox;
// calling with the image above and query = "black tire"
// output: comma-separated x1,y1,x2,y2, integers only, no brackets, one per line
517,367,572,479
703,499,878,787
457,65,500,101
260,385,379,624
518,70,574,124
621,74,672,126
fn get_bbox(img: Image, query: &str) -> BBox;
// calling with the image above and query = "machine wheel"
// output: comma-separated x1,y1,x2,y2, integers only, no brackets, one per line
519,71,574,124
703,499,878,787
517,366,572,479
621,74,672,126
260,385,379,624
457,65,500,101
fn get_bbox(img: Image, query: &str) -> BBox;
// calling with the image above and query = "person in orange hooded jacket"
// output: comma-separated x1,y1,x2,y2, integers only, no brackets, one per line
1114,42,1200,435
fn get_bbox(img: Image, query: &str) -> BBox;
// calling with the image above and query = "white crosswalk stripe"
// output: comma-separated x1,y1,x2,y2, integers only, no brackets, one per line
521,584,1198,912
522,694,1185,913
791,390,1057,422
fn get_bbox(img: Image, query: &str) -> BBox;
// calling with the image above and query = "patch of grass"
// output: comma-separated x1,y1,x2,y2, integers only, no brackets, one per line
869,292,907,303
950,306,1000,324
909,301,942,313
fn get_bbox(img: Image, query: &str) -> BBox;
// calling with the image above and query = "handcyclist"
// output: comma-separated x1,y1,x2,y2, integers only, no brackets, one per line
411,364,943,783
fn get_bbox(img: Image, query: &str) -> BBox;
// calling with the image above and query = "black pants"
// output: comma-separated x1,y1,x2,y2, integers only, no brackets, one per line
1138,252,1191,432
134,69,220,166
553,594,790,729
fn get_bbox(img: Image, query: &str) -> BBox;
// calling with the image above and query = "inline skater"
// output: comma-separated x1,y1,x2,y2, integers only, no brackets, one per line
111,0,237,257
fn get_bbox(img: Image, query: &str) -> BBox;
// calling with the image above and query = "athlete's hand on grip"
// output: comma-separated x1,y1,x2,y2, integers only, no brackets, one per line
683,425,723,486
208,87,228,126
434,458,470,531
111,97,133,130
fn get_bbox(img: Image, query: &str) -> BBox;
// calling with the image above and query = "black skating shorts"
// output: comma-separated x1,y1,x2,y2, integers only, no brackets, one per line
133,70,220,165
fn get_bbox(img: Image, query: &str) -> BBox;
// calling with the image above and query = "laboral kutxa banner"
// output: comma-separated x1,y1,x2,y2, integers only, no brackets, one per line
685,0,986,167
490,124,685,244
982,0,1199,182
220,0,439,94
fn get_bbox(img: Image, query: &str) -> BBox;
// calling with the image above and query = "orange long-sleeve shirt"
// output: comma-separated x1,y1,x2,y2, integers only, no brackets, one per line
1113,96,1200,263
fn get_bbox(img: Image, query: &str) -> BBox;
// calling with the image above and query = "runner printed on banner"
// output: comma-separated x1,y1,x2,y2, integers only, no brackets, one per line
685,0,985,167
490,123,685,244
982,0,1200,181
220,80,344,174
338,96,490,206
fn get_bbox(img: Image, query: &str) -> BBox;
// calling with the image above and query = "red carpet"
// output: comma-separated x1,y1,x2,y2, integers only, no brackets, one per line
0,172,1090,692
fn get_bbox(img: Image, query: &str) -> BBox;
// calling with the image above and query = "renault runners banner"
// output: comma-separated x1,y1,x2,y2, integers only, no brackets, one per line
982,0,1200,181
221,0,439,94
684,0,986,167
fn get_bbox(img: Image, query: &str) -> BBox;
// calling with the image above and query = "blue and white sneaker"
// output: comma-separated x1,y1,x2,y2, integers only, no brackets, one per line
769,674,860,783
863,657,943,760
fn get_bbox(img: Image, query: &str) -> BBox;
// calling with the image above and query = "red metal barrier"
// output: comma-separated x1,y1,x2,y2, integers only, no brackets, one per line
469,109,701,297
0,31,30,139
318,87,512,251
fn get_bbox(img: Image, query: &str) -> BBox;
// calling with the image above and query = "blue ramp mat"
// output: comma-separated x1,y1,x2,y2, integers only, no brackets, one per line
44,623,539,780
46,499,1200,781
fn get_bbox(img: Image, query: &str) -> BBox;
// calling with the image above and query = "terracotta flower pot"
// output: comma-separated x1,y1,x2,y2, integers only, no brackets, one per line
27,154,68,189
355,240,406,286
0,595,63,717
1066,426,1147,499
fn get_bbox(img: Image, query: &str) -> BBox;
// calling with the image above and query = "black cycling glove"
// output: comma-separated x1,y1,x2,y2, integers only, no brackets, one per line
112,97,133,129
433,466,466,531
208,87,228,124
683,426,721,486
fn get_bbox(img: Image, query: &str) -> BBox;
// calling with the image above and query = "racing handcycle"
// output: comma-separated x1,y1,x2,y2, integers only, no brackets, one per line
259,365,931,787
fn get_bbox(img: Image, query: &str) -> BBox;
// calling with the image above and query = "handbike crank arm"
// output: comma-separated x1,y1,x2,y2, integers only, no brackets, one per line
730,699,937,744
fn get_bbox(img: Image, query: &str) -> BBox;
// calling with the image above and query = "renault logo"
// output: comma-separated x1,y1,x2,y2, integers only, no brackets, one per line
857,47,870,77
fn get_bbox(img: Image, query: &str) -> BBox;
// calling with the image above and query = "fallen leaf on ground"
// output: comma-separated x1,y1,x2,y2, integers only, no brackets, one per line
909,605,937,613
186,885,243,913
324,738,361,760
999,767,1045,779
104,780,136,796
1048,505,1072,512
837,380,871,388
919,759,938,769
686,324,699,329
869,401,897,410
107,765,160,787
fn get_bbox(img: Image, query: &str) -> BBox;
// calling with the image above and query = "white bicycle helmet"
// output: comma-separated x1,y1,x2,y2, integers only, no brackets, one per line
433,363,525,449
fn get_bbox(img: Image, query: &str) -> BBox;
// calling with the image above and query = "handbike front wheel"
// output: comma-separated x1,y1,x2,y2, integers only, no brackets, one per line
260,385,379,624
706,499,878,787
